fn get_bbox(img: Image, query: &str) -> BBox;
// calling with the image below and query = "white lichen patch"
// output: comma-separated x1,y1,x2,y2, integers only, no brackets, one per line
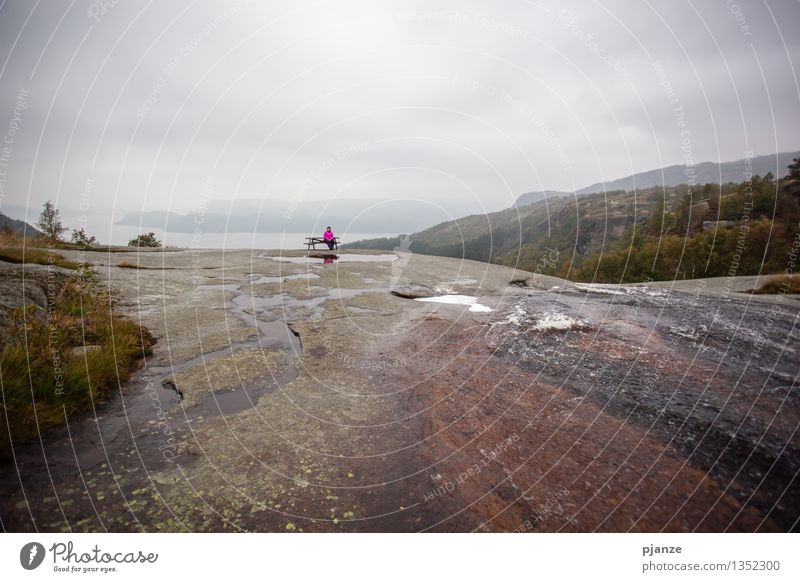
571,283,627,296
570,282,669,298
532,311,586,331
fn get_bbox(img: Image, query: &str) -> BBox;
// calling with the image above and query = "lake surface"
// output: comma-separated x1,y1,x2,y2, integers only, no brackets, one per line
103,224,394,249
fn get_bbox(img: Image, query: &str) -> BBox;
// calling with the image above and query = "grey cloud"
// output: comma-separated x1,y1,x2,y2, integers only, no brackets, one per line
0,0,797,224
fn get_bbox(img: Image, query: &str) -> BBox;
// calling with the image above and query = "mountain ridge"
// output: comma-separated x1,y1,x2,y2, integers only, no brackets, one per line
515,151,799,207
0,212,43,237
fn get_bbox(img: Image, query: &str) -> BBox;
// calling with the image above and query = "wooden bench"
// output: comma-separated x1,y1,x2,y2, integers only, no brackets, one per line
305,236,339,251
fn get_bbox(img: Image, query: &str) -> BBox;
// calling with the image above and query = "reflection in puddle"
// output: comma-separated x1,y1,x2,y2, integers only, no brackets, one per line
264,253,398,264
233,286,390,319
233,294,286,310
415,294,493,313
191,365,296,417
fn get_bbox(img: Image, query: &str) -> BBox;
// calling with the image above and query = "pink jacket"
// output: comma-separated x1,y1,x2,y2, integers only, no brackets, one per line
323,230,334,241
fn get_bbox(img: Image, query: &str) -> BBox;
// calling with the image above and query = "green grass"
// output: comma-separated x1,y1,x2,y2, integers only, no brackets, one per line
116,261,149,269
0,271,154,452
0,230,180,273
0,246,83,270
0,230,83,269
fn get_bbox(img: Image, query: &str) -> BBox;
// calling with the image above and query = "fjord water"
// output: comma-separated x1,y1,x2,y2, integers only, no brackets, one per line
104,225,395,249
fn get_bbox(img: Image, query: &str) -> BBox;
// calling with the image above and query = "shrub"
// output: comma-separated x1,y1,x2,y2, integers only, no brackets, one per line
128,232,162,247
71,227,98,246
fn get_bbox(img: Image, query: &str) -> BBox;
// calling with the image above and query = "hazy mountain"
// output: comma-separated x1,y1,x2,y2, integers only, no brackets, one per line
574,151,799,196
514,190,570,207
511,152,799,209
0,212,42,237
117,198,463,234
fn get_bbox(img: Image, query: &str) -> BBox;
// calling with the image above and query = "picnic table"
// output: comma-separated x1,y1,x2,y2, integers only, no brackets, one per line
305,236,340,250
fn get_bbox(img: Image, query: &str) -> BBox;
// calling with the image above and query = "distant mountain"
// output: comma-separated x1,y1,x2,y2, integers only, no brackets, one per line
101,152,800,237
511,153,799,209
117,198,463,234
0,212,42,237
514,190,570,207
574,151,799,195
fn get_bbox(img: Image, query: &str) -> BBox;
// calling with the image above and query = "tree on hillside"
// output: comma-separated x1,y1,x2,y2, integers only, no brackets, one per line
787,158,800,180
71,227,98,246
645,198,666,237
783,157,800,199
37,200,67,241
672,192,692,234
128,232,162,248
706,184,721,216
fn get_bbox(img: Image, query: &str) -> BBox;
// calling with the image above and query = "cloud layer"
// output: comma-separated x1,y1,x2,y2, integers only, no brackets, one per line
0,0,797,224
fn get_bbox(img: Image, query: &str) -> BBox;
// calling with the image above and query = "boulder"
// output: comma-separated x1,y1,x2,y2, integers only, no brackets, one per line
0,260,72,327
390,284,437,299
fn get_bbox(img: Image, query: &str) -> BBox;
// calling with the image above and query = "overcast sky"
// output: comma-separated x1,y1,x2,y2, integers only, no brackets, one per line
0,0,798,221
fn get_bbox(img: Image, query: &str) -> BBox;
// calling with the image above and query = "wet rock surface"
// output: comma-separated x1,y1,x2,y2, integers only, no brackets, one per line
0,249,797,532
479,284,799,530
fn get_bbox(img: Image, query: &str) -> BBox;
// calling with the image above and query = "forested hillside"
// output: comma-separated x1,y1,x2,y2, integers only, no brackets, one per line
346,158,800,284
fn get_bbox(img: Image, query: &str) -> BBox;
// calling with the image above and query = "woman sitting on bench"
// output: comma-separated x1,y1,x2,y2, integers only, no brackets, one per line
323,226,336,250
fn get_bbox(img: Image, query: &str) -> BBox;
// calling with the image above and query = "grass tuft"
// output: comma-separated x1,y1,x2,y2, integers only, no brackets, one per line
0,269,154,452
0,230,83,269
750,274,800,295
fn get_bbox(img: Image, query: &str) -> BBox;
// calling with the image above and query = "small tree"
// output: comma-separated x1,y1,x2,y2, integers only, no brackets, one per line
783,157,800,199
128,232,162,248
71,227,98,246
37,200,67,241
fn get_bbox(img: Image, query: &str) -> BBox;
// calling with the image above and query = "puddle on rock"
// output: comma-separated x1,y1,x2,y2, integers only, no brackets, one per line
234,287,390,319
248,273,321,284
415,294,493,313
190,364,297,418
195,283,241,291
34,272,390,471
263,253,398,264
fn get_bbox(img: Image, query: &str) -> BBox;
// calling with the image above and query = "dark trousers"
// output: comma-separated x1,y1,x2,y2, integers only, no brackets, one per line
326,240,335,250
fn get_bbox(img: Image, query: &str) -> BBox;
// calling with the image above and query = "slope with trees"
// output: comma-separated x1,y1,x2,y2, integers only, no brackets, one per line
348,158,800,285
